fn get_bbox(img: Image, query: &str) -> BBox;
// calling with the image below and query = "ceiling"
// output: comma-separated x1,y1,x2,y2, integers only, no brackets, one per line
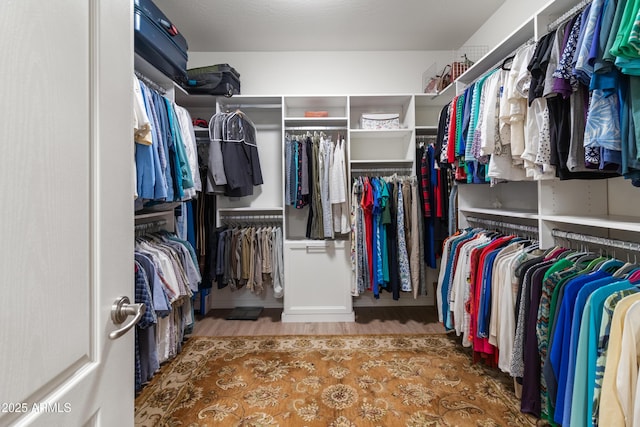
153,0,507,52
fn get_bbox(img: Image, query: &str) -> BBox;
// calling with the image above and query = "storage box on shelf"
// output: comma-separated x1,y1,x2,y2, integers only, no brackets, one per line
284,96,348,120
349,95,415,173
349,95,413,130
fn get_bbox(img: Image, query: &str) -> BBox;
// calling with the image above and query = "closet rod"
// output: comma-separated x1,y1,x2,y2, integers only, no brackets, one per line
220,214,283,223
134,70,167,95
221,103,282,110
552,229,640,253
416,135,437,142
547,0,591,32
466,216,538,234
351,167,413,174
284,126,348,131
135,219,168,235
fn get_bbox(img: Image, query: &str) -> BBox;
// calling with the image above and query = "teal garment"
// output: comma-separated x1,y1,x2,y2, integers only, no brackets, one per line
371,178,383,295
595,0,619,72
610,0,640,59
621,76,640,179
592,288,639,425
631,76,640,158
465,79,484,162
615,56,640,75
454,94,466,157
627,7,640,52
165,99,194,198
569,280,634,427
604,0,628,66
380,180,391,285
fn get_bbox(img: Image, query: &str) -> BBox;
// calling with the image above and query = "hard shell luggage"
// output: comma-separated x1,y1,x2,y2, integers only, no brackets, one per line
181,64,241,97
134,0,188,81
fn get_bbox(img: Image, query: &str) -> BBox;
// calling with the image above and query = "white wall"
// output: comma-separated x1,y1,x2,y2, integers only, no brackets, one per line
188,1,562,96
188,50,453,95
462,0,550,48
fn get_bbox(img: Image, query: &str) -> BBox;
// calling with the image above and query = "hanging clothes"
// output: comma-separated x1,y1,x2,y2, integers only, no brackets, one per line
204,110,264,197
133,76,200,206
432,0,640,186
285,133,349,239
416,142,450,269
134,230,200,392
351,174,417,300
208,224,284,297
330,138,350,234
438,225,640,426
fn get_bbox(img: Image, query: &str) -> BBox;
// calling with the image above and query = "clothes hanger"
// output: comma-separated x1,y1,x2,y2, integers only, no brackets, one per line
627,267,640,284
614,251,640,278
501,55,515,71
223,112,258,147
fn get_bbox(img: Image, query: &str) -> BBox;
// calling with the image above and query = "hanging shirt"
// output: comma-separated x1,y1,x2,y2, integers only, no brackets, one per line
133,76,152,145
396,181,411,293
330,139,349,234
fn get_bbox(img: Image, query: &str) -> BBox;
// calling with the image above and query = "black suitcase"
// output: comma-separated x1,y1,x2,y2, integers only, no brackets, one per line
134,0,188,81
181,64,241,97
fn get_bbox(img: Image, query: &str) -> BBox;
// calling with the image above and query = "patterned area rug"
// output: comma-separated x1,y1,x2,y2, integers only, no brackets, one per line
135,335,536,426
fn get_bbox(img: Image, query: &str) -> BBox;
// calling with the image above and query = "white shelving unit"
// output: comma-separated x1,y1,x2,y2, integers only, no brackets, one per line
178,89,487,317
281,95,353,322
445,0,640,252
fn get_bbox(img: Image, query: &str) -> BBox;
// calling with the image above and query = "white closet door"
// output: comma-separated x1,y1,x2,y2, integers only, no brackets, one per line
0,1,133,425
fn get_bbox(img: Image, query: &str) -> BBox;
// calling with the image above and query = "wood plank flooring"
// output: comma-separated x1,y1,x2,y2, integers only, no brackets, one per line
192,306,446,336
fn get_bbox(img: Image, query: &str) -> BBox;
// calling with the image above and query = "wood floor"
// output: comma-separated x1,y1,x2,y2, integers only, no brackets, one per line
191,306,446,336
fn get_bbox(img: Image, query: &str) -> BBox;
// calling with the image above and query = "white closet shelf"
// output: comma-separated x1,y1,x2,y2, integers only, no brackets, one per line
349,94,413,107
455,17,535,85
218,207,283,214
283,238,348,247
284,117,348,122
541,214,640,233
415,125,438,133
460,207,539,219
284,117,349,130
415,85,455,106
349,129,413,139
135,202,182,221
350,159,413,164
135,211,174,221
135,53,186,95
177,94,282,109
284,96,348,109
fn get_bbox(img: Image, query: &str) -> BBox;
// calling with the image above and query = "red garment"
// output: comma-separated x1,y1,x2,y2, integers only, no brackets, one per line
446,96,458,164
420,150,431,218
361,178,374,290
467,246,483,344
435,171,443,218
470,236,513,363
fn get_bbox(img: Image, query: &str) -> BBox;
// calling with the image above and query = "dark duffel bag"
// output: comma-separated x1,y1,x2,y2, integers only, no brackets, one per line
181,64,241,97
134,0,188,81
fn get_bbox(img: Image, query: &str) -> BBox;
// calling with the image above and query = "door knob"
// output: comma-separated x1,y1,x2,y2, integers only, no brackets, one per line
109,296,146,340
